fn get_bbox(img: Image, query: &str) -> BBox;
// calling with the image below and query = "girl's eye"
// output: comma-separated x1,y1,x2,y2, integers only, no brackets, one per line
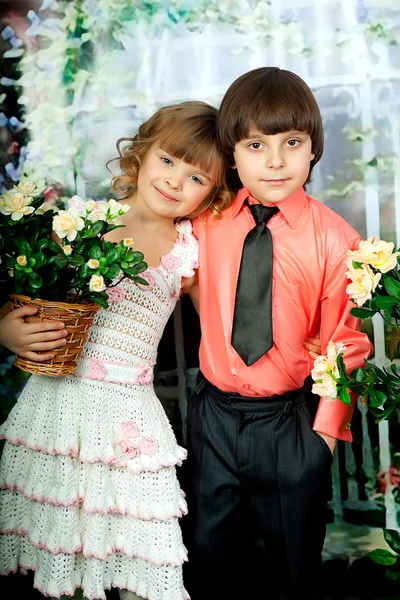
161,156,173,166
248,142,263,150
286,139,300,147
190,175,203,185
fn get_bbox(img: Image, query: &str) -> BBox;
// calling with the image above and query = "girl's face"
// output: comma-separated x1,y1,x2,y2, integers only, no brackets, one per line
136,143,217,219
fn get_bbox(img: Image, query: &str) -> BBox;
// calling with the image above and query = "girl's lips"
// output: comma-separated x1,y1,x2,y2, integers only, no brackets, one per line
154,186,179,202
264,179,288,186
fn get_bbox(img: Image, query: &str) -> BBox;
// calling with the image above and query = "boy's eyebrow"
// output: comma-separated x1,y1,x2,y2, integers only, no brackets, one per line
244,129,308,139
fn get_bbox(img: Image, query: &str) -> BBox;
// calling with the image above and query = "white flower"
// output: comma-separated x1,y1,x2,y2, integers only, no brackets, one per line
63,245,73,256
346,262,381,307
14,181,38,196
35,202,56,215
16,255,28,267
0,190,35,221
87,259,100,269
53,207,85,242
348,237,400,273
123,238,134,247
89,274,106,292
311,341,346,379
85,200,97,213
89,199,130,225
67,195,87,214
312,373,338,401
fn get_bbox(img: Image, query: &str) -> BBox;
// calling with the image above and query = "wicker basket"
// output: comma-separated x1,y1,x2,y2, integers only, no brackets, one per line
9,294,99,377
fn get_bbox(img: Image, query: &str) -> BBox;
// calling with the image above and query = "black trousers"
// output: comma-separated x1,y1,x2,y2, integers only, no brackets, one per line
184,374,333,600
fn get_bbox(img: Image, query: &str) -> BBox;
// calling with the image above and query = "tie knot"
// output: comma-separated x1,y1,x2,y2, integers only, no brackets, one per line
246,200,279,225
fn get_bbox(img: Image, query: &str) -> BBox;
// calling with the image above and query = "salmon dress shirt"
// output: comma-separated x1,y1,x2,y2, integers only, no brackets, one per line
193,186,373,442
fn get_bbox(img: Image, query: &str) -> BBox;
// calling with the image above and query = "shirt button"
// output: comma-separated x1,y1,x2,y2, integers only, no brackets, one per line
243,382,251,391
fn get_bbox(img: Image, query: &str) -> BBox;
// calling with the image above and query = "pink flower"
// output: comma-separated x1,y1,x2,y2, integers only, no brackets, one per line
121,420,140,439
139,436,159,456
178,232,189,247
136,270,156,291
106,286,126,303
88,358,106,380
160,254,182,273
136,365,153,385
118,439,141,458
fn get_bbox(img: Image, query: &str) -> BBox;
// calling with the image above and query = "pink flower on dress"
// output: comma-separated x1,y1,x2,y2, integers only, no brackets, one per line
178,232,189,247
106,286,125,303
160,254,182,273
88,358,106,380
118,439,141,458
136,365,153,385
136,270,156,291
121,420,140,439
139,436,159,456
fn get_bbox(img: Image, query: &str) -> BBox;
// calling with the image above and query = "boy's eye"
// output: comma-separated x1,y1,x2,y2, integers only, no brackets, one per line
190,175,203,185
286,139,300,147
248,142,263,150
161,156,173,165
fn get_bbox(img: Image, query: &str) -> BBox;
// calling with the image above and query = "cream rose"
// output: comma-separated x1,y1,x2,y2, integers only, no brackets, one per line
311,373,338,401
53,207,85,241
346,263,381,307
348,237,400,273
63,245,73,256
311,341,346,380
15,181,38,196
87,259,100,269
16,255,28,267
35,202,56,215
0,191,35,221
89,274,106,292
123,238,134,247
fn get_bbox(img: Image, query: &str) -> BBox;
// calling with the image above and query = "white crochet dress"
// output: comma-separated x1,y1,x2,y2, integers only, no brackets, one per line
0,220,197,600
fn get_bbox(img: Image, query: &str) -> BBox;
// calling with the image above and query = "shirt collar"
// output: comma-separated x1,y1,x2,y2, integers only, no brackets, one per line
232,186,308,229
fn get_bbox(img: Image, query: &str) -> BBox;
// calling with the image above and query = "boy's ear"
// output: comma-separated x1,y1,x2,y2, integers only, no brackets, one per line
310,153,315,161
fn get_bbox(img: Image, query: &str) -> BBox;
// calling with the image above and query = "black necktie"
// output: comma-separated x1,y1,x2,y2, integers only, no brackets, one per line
231,200,279,366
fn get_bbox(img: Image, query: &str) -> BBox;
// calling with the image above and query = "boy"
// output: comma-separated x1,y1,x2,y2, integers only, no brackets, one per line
187,67,372,599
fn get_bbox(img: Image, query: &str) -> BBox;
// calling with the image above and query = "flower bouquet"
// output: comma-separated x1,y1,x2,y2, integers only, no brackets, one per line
0,181,148,376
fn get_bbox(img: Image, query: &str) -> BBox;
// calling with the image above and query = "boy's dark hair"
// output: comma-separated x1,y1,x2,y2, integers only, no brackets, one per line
217,67,324,191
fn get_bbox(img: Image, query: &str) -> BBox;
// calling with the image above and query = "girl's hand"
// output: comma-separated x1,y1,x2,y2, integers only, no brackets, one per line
0,305,68,361
304,332,321,359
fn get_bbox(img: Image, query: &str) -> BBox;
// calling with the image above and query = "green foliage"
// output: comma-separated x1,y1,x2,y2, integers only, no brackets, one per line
366,529,400,582
0,182,147,308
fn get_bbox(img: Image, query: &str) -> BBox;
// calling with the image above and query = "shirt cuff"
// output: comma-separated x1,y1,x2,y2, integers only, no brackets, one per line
312,396,354,442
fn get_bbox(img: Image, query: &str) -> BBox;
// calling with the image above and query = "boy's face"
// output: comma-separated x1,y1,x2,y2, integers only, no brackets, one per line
233,129,315,205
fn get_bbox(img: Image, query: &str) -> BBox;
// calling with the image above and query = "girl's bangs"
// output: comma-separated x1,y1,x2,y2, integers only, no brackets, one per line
157,126,220,175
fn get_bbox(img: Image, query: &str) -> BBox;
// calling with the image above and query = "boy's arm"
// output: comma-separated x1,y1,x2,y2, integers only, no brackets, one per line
313,241,373,443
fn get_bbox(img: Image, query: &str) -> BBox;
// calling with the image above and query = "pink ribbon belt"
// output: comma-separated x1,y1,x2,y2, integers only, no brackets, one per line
73,356,154,386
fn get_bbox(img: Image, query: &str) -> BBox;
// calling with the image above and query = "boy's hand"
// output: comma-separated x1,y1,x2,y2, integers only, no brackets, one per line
0,305,68,361
316,431,337,455
304,332,321,359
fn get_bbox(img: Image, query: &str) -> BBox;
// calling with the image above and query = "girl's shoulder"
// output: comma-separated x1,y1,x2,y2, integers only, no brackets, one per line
159,220,198,297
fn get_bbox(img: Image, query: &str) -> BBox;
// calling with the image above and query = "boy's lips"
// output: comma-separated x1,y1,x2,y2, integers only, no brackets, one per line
263,178,289,186
154,186,179,202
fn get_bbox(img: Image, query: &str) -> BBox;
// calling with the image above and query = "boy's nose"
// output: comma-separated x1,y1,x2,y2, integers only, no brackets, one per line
267,150,284,169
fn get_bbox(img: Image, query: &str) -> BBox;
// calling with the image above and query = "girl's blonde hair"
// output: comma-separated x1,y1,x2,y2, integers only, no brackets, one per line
108,101,232,219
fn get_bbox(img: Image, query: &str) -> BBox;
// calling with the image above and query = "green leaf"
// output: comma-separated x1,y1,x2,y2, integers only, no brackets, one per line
135,261,148,274
37,238,49,250
54,256,68,270
350,368,370,383
26,273,43,289
352,261,363,269
369,390,387,408
134,276,149,286
82,221,105,239
366,549,398,566
105,263,120,280
350,307,376,319
68,255,84,267
79,263,92,278
32,252,44,269
105,248,119,265
386,567,400,582
17,240,32,258
48,239,62,254
384,529,400,553
338,388,351,406
130,251,145,263
374,296,399,309
383,276,400,298
88,245,102,260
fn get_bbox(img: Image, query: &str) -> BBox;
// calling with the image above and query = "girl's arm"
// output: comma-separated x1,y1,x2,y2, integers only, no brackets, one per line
0,303,68,361
181,272,199,314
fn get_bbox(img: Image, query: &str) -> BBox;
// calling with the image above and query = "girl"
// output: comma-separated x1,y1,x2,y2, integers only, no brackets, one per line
0,100,232,600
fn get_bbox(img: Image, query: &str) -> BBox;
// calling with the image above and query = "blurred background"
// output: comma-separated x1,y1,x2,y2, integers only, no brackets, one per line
0,1,399,598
